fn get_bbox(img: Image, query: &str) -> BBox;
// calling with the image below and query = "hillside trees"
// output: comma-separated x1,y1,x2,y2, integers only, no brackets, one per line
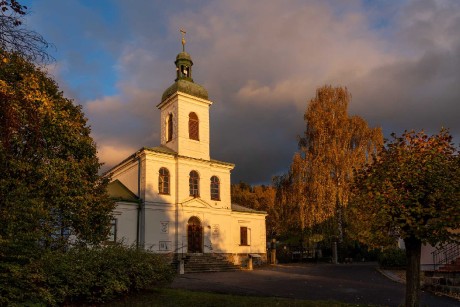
0,50,114,303
351,129,460,307
275,85,383,246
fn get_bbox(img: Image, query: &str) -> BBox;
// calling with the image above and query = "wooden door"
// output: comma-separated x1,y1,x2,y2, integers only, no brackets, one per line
187,217,202,253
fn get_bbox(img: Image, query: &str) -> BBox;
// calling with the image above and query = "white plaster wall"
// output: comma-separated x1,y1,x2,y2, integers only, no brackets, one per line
209,164,232,207
176,94,211,160
160,99,179,152
421,244,437,266
113,202,138,246
178,204,231,253
144,153,177,204
176,157,232,209
144,204,176,252
110,160,140,198
231,212,267,254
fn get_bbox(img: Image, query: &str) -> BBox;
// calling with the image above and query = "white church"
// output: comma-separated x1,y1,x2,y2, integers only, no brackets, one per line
106,37,267,267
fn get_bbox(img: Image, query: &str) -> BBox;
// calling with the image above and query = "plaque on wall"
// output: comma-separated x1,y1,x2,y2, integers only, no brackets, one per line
160,221,169,234
212,224,219,236
159,241,171,251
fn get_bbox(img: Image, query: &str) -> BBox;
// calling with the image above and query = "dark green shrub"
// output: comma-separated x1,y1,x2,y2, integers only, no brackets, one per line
378,248,407,268
42,244,175,305
0,255,54,306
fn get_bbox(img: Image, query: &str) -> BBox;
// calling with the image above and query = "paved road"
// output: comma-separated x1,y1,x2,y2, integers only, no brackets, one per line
170,263,459,307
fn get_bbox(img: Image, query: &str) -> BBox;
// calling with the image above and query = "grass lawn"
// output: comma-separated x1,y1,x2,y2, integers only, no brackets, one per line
103,288,375,306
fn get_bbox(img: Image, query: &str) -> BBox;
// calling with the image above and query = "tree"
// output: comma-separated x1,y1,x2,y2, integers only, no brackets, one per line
231,182,279,238
351,129,460,307
0,51,114,302
1,0,52,63
276,85,383,246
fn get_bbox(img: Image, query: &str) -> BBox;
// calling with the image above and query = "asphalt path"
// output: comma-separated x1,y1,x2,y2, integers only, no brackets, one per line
170,263,460,306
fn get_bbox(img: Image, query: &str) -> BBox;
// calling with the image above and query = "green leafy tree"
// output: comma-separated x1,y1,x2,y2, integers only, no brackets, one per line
0,51,114,303
351,129,460,307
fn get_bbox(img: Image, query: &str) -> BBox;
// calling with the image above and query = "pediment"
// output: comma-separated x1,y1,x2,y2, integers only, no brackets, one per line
181,197,213,208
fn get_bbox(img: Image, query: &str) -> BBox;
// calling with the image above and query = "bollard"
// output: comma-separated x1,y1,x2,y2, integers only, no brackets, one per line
332,241,338,264
270,239,277,264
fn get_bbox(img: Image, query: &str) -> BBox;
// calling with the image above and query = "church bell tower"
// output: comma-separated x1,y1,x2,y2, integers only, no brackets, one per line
157,30,212,161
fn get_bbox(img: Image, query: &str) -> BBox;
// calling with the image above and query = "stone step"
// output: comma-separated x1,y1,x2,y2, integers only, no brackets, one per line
179,253,241,273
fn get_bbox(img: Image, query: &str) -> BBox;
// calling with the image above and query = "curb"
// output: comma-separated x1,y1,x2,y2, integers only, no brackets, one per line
377,268,405,284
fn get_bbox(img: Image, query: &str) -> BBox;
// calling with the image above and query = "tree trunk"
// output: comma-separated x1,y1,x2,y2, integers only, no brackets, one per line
404,236,422,307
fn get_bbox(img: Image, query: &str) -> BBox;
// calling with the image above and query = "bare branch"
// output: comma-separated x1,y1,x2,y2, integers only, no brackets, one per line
0,1,54,63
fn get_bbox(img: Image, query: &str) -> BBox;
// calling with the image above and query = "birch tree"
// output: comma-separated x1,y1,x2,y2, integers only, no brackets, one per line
277,85,383,243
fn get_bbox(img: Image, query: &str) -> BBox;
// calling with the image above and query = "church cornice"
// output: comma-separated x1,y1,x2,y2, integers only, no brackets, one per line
105,145,235,179
157,91,212,110
141,146,234,169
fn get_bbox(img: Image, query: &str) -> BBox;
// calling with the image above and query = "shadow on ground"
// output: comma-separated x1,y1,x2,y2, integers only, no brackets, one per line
170,262,459,307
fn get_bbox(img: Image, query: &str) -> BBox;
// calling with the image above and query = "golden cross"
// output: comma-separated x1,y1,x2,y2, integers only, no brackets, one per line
180,29,186,51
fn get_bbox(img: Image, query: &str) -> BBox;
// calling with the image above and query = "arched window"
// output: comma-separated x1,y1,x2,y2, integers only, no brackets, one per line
189,112,199,140
159,167,170,194
167,113,173,142
210,176,220,200
189,170,199,197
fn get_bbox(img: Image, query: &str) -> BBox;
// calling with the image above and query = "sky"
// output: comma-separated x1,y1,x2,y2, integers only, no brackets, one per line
21,0,460,184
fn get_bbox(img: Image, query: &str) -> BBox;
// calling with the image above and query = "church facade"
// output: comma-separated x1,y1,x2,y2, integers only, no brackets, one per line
106,45,267,265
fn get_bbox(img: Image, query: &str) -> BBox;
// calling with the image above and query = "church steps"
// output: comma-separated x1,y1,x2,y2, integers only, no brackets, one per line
176,253,241,273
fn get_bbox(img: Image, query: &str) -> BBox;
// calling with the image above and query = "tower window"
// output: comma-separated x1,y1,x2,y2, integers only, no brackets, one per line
180,65,190,78
159,167,170,195
189,112,199,140
167,113,173,142
189,170,199,197
210,176,220,200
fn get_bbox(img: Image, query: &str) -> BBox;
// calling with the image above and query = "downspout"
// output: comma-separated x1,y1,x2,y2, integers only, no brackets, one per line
137,152,145,249
136,199,140,248
175,158,180,257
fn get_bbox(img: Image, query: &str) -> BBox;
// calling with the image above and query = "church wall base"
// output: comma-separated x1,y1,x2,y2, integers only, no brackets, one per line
172,252,267,269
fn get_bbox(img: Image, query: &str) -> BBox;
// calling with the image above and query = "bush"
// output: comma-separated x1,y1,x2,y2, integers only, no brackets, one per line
39,244,175,305
378,248,407,268
0,243,175,306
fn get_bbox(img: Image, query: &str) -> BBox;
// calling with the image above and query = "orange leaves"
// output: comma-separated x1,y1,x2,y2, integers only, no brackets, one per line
279,85,383,237
352,128,460,247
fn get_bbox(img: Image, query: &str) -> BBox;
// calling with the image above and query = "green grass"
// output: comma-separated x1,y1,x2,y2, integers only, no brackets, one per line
103,288,374,306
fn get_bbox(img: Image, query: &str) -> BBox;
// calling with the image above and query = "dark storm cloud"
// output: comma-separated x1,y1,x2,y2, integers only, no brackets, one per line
349,0,460,141
27,0,460,184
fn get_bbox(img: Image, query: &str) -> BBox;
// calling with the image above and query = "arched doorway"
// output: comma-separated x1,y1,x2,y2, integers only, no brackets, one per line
187,216,203,253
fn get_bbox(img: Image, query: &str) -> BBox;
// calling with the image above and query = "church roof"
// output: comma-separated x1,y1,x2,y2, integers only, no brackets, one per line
161,79,209,102
161,46,209,103
144,145,177,155
107,179,139,202
176,51,192,62
231,203,267,214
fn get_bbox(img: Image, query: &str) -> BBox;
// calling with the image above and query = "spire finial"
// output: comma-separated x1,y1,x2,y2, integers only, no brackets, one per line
180,28,186,52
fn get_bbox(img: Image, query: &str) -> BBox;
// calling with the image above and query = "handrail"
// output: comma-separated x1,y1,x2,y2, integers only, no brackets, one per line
432,243,460,271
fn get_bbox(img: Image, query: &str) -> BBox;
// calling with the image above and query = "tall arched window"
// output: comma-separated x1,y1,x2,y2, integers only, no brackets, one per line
167,113,173,142
189,112,199,140
210,176,220,200
189,170,199,197
159,167,170,194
